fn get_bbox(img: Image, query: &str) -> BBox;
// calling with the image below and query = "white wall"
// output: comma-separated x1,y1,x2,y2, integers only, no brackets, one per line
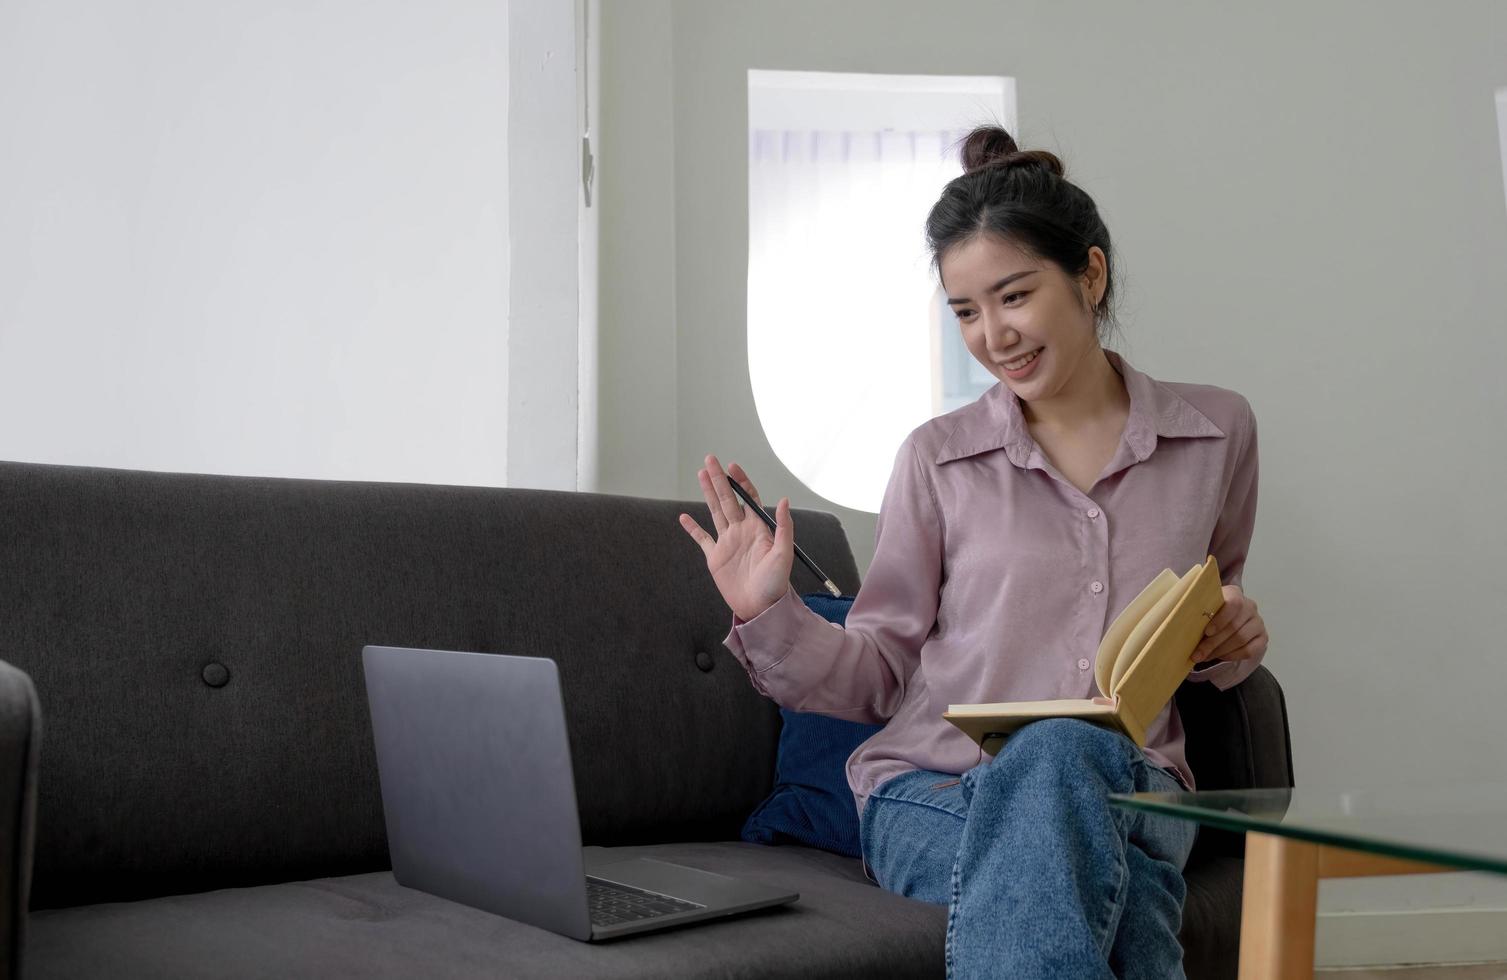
507,0,596,491
576,0,602,493
598,0,1507,966
0,0,512,486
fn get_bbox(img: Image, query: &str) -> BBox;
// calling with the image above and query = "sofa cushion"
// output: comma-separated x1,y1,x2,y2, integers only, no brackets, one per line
24,842,947,979
741,593,882,858
23,839,1247,980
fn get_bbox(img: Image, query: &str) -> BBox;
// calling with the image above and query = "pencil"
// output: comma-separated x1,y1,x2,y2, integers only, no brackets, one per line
725,476,843,598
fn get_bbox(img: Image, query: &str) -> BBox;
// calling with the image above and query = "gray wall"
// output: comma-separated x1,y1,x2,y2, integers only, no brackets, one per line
599,0,1507,964
599,0,679,500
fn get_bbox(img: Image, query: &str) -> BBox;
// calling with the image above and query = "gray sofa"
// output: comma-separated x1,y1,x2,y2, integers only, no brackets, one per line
0,460,1293,978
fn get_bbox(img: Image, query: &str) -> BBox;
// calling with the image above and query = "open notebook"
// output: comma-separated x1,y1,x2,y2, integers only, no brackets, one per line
943,554,1225,755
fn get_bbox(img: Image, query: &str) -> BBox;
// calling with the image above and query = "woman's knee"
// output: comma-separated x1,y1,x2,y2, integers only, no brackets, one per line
971,719,1135,796
1004,718,1131,766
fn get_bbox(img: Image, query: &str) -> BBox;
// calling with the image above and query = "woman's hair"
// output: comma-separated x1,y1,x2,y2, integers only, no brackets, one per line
926,125,1119,344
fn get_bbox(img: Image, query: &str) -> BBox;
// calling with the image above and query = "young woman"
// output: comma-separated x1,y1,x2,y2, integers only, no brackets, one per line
677,125,1269,979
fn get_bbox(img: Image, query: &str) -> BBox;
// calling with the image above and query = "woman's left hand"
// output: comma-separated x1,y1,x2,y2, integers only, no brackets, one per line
1192,585,1268,664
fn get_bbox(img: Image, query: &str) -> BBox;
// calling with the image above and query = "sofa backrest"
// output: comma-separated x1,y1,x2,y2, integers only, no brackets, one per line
0,461,861,909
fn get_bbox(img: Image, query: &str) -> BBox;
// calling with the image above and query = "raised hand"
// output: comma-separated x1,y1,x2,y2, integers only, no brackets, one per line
678,454,795,622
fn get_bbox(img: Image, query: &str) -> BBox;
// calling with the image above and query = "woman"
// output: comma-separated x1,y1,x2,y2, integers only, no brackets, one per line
677,125,1269,979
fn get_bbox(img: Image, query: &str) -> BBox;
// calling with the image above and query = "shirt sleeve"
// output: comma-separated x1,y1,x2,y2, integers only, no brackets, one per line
720,434,943,724
1185,397,1262,690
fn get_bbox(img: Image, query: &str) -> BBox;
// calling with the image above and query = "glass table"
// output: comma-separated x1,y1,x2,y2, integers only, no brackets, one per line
1107,783,1507,980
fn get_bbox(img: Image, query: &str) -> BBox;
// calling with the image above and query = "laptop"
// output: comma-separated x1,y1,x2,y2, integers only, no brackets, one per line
361,645,800,941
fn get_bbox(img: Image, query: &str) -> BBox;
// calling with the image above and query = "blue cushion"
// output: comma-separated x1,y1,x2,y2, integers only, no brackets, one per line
739,593,884,858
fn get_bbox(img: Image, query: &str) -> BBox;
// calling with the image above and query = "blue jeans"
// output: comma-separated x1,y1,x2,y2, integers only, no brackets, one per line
859,718,1199,979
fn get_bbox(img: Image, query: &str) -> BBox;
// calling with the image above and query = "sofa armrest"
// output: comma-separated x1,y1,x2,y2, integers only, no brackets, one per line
0,659,40,980
1176,665,1294,865
1230,665,1295,791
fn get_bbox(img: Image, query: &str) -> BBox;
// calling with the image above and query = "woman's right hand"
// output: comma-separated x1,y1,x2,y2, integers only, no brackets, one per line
678,453,795,622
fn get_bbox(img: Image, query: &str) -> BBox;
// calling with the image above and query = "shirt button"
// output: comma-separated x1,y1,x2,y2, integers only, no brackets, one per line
1091,581,1104,594
1077,657,1090,670
1087,508,1100,519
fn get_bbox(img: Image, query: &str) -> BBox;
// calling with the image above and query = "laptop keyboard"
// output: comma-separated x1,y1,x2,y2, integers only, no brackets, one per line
586,876,704,926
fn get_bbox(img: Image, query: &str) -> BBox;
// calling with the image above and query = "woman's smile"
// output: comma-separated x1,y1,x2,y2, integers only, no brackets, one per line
1003,346,1044,380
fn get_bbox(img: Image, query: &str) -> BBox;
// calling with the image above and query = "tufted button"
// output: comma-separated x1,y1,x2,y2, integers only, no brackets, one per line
201,662,230,688
1077,657,1090,670
694,651,715,673
1090,581,1104,594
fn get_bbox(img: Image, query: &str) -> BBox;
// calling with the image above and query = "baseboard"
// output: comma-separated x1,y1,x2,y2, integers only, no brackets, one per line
1316,907,1507,968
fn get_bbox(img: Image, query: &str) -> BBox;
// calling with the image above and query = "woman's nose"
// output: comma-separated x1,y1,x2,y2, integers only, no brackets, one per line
982,315,1019,352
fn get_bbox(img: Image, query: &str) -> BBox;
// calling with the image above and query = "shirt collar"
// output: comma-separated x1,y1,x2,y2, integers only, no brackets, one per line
934,349,1228,468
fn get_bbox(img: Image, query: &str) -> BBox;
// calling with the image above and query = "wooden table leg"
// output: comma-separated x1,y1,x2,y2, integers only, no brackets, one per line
1239,830,1319,980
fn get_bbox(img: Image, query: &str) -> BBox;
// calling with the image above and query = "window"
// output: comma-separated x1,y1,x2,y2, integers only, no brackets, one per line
747,70,1014,512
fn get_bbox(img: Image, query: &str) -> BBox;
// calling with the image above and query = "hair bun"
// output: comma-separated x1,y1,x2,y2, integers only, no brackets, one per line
959,125,1065,179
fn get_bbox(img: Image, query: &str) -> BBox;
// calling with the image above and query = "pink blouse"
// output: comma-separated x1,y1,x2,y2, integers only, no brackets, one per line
722,349,1262,818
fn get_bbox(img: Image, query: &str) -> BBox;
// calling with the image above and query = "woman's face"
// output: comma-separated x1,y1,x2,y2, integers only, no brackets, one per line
941,234,1105,402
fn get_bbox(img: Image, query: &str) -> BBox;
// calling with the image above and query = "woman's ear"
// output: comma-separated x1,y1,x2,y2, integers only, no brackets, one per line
1082,246,1107,307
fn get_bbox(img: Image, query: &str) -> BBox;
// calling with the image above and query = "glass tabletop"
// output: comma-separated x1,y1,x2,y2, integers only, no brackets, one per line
1106,781,1507,875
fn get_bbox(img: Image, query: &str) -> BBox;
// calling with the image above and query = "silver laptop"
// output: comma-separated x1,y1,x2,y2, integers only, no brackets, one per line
361,645,800,941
